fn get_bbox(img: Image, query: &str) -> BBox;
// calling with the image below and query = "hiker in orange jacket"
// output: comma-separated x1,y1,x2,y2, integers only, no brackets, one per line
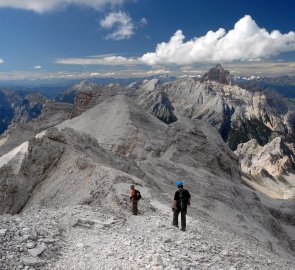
130,185,141,215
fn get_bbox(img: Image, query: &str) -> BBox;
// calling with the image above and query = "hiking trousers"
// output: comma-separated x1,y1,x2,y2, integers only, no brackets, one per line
131,200,138,215
173,208,187,230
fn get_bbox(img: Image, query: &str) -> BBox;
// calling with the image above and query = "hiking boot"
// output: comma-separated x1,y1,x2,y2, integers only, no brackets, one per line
180,228,186,231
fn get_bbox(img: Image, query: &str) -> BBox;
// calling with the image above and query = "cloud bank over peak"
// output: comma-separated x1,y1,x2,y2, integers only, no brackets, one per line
0,0,125,13
140,15,295,66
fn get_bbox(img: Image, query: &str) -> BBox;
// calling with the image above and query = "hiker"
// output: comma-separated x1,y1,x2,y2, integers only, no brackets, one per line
130,185,141,215
172,180,191,231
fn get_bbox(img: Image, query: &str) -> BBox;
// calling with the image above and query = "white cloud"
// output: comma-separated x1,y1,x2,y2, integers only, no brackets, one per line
0,0,125,13
55,55,139,65
0,58,3,64
140,17,148,26
34,65,42,69
100,11,134,40
146,69,169,75
140,15,295,65
90,72,115,77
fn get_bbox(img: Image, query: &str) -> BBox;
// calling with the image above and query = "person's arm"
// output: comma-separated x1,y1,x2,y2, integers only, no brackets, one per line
187,190,191,205
187,190,191,200
172,191,178,211
174,191,179,201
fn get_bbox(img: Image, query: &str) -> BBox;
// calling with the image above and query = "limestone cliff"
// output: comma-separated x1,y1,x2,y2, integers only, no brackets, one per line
134,65,295,150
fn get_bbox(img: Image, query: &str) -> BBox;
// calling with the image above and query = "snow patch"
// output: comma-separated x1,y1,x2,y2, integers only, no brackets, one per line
35,130,47,139
0,137,8,147
0,141,29,173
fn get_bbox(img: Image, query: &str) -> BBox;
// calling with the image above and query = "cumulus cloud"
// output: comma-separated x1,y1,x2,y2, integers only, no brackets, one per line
140,15,295,65
34,65,42,69
0,58,3,64
100,11,134,40
55,55,139,65
0,0,125,13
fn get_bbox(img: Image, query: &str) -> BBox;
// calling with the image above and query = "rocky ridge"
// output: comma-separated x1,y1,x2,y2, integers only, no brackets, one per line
1,73,295,268
133,65,295,151
1,96,294,251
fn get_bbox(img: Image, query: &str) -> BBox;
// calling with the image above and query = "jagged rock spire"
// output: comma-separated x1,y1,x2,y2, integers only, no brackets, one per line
201,64,232,85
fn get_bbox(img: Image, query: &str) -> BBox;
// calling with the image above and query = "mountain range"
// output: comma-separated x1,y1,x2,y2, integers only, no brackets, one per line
1,65,295,269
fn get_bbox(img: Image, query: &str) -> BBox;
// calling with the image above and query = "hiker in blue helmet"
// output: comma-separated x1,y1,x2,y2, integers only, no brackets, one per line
175,180,183,187
172,180,191,231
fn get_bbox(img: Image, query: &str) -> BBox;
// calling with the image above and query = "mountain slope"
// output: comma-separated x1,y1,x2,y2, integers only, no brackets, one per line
1,94,294,260
134,65,295,151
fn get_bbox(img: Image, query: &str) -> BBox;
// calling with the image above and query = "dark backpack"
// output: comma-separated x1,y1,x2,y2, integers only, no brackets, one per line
178,189,189,209
135,190,142,200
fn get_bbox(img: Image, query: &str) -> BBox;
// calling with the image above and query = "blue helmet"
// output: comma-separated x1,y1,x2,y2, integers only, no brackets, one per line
176,180,183,187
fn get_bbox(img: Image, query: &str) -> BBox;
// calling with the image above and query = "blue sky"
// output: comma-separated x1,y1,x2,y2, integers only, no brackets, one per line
0,0,294,81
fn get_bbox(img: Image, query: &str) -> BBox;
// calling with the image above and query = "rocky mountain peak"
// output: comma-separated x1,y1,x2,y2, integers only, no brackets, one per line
72,80,96,92
201,64,232,85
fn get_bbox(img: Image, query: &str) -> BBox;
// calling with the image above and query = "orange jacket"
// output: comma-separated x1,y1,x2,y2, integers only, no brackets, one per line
131,189,137,198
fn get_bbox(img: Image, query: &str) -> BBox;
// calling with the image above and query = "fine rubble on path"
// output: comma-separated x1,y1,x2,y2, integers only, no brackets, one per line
1,201,295,270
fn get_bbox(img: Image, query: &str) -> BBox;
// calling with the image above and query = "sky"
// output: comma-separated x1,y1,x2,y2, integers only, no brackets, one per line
0,0,295,81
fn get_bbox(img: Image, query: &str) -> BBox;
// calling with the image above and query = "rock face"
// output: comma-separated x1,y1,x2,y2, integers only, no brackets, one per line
235,137,295,176
134,65,295,150
137,89,177,124
0,89,46,135
235,137,295,199
0,101,73,157
0,129,65,214
56,80,131,110
55,80,97,104
201,64,232,85
73,92,93,116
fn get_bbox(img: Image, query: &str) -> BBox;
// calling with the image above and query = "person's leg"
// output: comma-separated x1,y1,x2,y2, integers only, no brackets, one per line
180,208,187,231
132,201,138,215
173,208,180,227
135,200,138,215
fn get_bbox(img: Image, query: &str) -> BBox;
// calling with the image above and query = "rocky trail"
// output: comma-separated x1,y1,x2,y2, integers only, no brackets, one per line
1,192,295,270
49,201,295,270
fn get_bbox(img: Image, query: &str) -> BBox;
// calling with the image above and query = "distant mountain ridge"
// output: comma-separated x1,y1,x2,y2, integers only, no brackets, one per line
133,65,295,151
235,75,295,98
0,88,46,135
